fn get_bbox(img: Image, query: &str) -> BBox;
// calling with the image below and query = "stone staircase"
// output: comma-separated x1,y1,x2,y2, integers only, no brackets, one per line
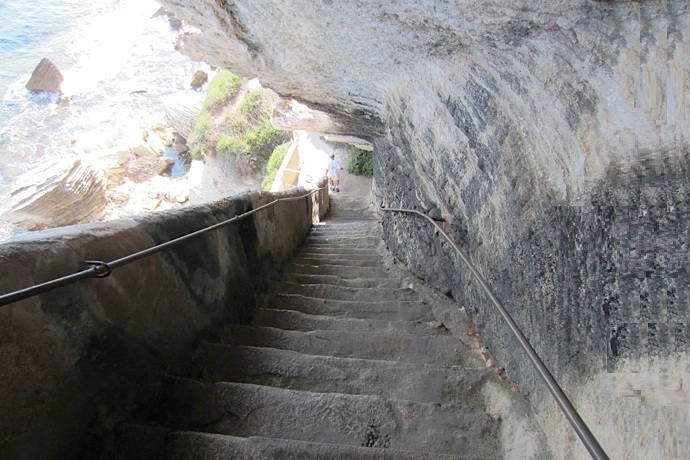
111,196,550,459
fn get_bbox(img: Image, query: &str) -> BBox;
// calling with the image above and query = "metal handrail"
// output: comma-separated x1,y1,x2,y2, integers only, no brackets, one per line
0,187,326,308
380,206,609,460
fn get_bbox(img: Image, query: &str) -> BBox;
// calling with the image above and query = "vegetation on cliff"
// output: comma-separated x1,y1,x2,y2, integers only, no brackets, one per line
346,146,374,176
261,142,290,191
188,70,289,180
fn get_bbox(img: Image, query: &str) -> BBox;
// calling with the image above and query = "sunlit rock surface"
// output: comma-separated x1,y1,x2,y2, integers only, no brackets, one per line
25,58,64,93
0,158,106,229
161,1,688,458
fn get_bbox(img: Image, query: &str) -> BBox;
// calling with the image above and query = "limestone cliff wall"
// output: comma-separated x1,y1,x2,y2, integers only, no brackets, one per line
0,186,328,459
161,1,689,458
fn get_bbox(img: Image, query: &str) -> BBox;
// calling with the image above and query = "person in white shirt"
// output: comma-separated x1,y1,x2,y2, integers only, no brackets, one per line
326,153,343,192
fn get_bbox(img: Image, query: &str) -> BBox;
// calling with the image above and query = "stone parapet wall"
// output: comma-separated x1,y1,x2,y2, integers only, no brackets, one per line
0,183,328,459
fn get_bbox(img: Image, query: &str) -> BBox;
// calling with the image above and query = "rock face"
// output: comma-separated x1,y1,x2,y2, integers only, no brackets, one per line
164,94,203,138
25,58,64,92
159,1,689,458
0,158,106,229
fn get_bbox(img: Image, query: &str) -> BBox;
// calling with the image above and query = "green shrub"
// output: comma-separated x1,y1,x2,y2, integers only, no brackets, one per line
240,89,271,118
193,111,210,137
202,70,244,112
261,142,290,190
245,119,286,162
347,147,374,176
216,134,248,158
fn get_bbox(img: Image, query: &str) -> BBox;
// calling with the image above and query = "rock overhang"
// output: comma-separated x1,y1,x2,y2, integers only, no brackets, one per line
154,2,690,457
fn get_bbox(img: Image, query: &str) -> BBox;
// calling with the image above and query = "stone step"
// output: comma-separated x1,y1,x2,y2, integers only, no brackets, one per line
289,256,383,268
310,220,376,227
267,281,418,302
264,293,435,321
280,273,402,289
194,344,488,407
167,432,483,459
292,251,382,261
253,308,447,335
280,263,393,279
296,246,378,256
301,241,381,250
298,243,380,252
307,228,378,236
307,227,381,237
219,325,471,366
160,380,501,457
307,230,378,239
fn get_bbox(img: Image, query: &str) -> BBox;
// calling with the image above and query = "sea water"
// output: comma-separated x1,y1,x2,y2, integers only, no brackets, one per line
0,0,208,197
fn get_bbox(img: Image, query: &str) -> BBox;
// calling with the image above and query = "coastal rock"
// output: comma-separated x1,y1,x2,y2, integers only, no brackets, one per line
169,17,183,29
164,94,203,138
145,131,166,155
130,141,159,159
125,157,175,183
190,70,208,87
173,133,189,153
25,58,64,93
0,158,106,229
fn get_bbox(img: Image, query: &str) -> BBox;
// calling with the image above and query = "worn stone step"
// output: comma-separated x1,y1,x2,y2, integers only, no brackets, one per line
194,344,488,407
295,244,378,256
289,256,383,268
304,232,381,246
220,325,471,365
308,229,376,236
280,263,393,279
267,281,418,302
310,221,376,228
292,251,382,262
161,380,501,457
280,273,402,289
264,294,435,321
253,308,447,335
296,246,378,256
311,221,376,228
307,228,378,236
298,244,380,253
167,432,485,459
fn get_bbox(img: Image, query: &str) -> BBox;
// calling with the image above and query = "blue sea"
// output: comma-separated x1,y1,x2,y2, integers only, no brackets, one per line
0,0,207,197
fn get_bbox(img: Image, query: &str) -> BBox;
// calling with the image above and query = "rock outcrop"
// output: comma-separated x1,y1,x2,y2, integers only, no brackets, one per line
159,1,689,458
25,58,64,92
164,94,203,139
0,158,106,229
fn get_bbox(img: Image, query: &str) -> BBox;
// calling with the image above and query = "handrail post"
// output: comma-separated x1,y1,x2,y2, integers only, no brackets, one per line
380,206,609,460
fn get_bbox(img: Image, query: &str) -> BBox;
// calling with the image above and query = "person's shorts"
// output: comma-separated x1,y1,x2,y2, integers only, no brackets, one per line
328,170,339,180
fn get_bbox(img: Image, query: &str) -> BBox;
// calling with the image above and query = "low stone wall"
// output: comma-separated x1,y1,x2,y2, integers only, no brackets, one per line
0,183,328,459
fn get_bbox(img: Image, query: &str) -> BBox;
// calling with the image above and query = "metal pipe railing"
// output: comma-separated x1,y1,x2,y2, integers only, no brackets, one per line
0,187,326,308
380,206,609,460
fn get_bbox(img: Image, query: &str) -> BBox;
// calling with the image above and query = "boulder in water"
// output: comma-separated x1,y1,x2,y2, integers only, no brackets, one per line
190,70,208,88
25,58,64,93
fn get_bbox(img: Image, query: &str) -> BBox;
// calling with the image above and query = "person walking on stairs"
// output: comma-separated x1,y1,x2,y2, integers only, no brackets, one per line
326,153,343,192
